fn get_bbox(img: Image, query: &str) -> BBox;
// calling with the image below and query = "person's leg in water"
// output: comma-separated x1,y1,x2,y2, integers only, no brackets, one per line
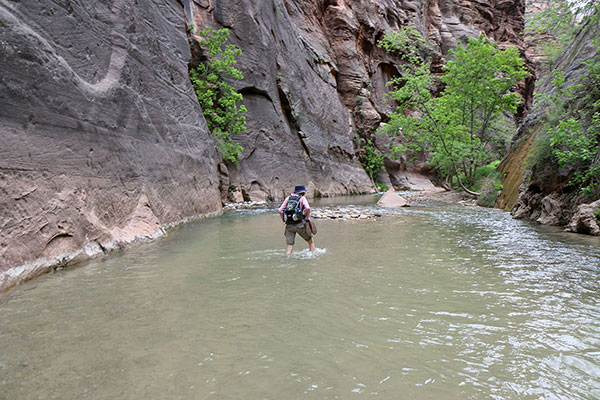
285,224,296,256
285,224,314,256
308,238,315,252
287,240,313,256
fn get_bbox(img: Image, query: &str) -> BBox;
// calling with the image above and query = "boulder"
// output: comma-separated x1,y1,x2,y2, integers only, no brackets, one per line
536,194,564,226
377,190,409,208
566,200,600,236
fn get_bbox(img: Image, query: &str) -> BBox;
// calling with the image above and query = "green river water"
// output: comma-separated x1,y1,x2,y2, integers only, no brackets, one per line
1,195,599,399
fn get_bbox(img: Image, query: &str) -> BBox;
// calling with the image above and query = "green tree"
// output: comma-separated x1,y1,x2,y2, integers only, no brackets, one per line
190,27,246,163
379,34,528,195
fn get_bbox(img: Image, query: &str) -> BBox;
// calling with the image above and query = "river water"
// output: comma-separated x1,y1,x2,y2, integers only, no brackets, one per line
1,195,599,399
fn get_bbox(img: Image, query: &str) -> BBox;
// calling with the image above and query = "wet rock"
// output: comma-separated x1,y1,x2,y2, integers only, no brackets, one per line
311,207,383,221
223,201,268,210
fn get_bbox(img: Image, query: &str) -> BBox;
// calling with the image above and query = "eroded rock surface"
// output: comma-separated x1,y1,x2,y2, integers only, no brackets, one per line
189,0,533,199
0,0,221,289
566,200,600,236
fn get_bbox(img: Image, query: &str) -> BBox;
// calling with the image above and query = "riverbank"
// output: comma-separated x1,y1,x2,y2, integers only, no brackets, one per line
0,209,223,292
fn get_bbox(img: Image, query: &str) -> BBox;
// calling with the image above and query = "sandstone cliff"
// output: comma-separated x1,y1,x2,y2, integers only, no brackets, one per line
189,0,533,197
0,0,221,290
1,0,531,289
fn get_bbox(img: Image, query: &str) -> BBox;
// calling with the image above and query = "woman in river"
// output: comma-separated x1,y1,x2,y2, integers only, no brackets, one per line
278,185,315,256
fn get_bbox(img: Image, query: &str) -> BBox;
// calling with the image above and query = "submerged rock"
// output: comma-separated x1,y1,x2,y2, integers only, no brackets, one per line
311,207,383,221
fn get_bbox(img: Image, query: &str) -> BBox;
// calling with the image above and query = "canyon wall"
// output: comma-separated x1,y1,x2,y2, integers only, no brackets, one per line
1,0,531,289
189,0,533,198
0,0,222,289
498,18,600,234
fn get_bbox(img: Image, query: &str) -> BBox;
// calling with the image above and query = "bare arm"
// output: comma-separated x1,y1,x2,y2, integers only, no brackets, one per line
301,197,311,220
279,197,289,222
304,208,311,220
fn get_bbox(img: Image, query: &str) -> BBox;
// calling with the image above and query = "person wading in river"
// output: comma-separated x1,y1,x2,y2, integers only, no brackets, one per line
279,184,315,256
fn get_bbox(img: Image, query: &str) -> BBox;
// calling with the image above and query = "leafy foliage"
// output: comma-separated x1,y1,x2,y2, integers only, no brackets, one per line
376,183,389,192
190,27,246,163
379,33,527,195
472,161,503,207
378,26,432,64
361,140,385,181
539,55,600,196
526,1,599,71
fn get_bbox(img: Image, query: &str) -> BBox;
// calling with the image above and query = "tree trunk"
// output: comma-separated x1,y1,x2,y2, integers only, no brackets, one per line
454,166,480,197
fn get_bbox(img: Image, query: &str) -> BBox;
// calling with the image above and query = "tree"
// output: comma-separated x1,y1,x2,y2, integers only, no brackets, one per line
190,27,246,163
379,33,528,195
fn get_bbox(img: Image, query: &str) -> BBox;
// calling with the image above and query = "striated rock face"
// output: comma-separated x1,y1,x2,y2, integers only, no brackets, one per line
190,0,376,202
189,0,533,198
0,0,222,289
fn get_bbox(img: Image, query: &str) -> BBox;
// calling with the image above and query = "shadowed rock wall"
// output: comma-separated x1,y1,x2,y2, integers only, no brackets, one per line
498,18,600,234
189,0,533,198
0,0,222,289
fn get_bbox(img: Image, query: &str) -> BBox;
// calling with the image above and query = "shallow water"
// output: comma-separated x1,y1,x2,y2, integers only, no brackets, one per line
1,195,599,399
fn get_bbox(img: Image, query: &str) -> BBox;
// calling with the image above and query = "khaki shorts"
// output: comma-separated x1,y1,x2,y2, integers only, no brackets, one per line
284,221,312,245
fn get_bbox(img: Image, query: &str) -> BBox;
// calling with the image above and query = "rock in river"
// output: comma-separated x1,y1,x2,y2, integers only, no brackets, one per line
377,191,409,208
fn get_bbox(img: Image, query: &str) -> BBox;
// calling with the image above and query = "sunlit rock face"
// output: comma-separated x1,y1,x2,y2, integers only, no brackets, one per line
0,1,222,289
190,0,533,198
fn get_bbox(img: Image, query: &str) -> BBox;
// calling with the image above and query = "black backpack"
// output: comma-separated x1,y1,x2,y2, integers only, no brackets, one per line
284,195,304,224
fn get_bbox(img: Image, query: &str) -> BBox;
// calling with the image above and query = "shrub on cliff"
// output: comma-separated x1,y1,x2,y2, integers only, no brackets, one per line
526,0,598,72
190,27,246,163
534,47,600,198
361,140,385,181
378,33,528,196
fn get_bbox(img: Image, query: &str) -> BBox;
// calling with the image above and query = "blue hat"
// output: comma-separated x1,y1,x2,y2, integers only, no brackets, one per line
294,184,307,194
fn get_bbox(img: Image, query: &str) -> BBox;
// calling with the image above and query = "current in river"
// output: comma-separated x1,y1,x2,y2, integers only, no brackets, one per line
1,195,599,399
